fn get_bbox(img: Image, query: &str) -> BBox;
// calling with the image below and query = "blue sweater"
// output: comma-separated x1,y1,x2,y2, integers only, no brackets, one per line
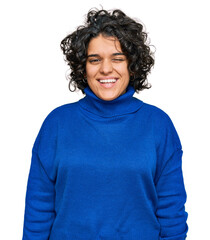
22,85,188,240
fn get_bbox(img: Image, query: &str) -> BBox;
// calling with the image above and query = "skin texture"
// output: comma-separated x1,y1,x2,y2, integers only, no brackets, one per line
86,34,130,101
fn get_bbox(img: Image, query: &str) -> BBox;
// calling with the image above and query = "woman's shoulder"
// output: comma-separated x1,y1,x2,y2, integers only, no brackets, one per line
141,101,182,149
38,101,79,130
141,101,173,124
45,101,79,120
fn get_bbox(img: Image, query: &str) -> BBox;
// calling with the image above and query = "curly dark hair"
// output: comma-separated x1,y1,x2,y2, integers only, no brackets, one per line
60,8,155,94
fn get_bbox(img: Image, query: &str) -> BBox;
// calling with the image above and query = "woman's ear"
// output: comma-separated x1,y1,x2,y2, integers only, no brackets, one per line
130,72,135,81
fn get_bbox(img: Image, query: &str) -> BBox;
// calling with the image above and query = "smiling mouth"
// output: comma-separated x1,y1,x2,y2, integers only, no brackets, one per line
97,78,118,88
98,79,118,83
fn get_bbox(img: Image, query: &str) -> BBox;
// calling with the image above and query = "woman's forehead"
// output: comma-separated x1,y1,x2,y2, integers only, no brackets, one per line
87,34,122,55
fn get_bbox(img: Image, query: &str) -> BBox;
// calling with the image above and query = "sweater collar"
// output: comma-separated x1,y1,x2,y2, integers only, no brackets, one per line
78,84,143,118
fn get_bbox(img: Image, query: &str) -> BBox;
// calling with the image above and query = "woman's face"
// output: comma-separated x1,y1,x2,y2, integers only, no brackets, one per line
86,34,130,101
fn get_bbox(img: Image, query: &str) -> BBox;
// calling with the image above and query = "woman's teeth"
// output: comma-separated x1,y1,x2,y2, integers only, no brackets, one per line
99,79,117,83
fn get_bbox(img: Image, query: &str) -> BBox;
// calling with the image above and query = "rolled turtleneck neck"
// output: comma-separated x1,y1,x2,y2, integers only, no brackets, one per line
78,84,143,118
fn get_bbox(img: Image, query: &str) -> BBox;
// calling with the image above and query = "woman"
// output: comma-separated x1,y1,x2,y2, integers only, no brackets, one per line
22,9,188,240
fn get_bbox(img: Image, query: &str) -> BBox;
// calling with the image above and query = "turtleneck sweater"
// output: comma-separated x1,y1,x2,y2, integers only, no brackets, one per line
22,85,188,240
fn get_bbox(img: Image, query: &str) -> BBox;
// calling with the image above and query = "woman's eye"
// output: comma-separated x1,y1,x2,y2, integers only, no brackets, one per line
89,59,100,63
88,58,124,63
113,58,124,62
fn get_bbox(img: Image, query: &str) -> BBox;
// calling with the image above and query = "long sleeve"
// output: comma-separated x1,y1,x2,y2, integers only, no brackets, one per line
154,113,188,239
22,110,58,240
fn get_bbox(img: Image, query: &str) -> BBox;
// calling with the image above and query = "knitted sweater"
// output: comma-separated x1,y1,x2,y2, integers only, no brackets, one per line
22,85,188,240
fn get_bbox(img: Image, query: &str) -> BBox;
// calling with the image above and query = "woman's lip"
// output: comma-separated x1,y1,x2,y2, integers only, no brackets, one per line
98,79,118,89
97,77,118,80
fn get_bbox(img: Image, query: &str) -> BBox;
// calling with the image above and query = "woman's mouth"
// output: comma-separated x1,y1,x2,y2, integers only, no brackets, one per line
98,78,118,88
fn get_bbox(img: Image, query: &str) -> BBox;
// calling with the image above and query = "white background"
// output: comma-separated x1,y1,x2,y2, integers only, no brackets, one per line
0,0,209,239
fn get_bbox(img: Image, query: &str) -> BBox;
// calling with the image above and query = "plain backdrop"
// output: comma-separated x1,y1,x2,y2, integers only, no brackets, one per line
0,0,209,239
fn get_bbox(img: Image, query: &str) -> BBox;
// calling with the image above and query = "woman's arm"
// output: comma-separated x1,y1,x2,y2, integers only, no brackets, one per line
154,111,188,239
22,110,58,240
22,150,56,239
155,148,188,239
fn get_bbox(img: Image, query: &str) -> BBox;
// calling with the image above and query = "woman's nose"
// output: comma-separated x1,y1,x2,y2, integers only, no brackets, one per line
100,59,113,74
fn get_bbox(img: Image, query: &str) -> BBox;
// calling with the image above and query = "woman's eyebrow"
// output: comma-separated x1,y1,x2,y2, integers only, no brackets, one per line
87,54,99,58
112,53,125,56
87,53,125,58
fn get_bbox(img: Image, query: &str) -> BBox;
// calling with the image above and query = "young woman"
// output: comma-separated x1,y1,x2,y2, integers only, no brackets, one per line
22,9,188,240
